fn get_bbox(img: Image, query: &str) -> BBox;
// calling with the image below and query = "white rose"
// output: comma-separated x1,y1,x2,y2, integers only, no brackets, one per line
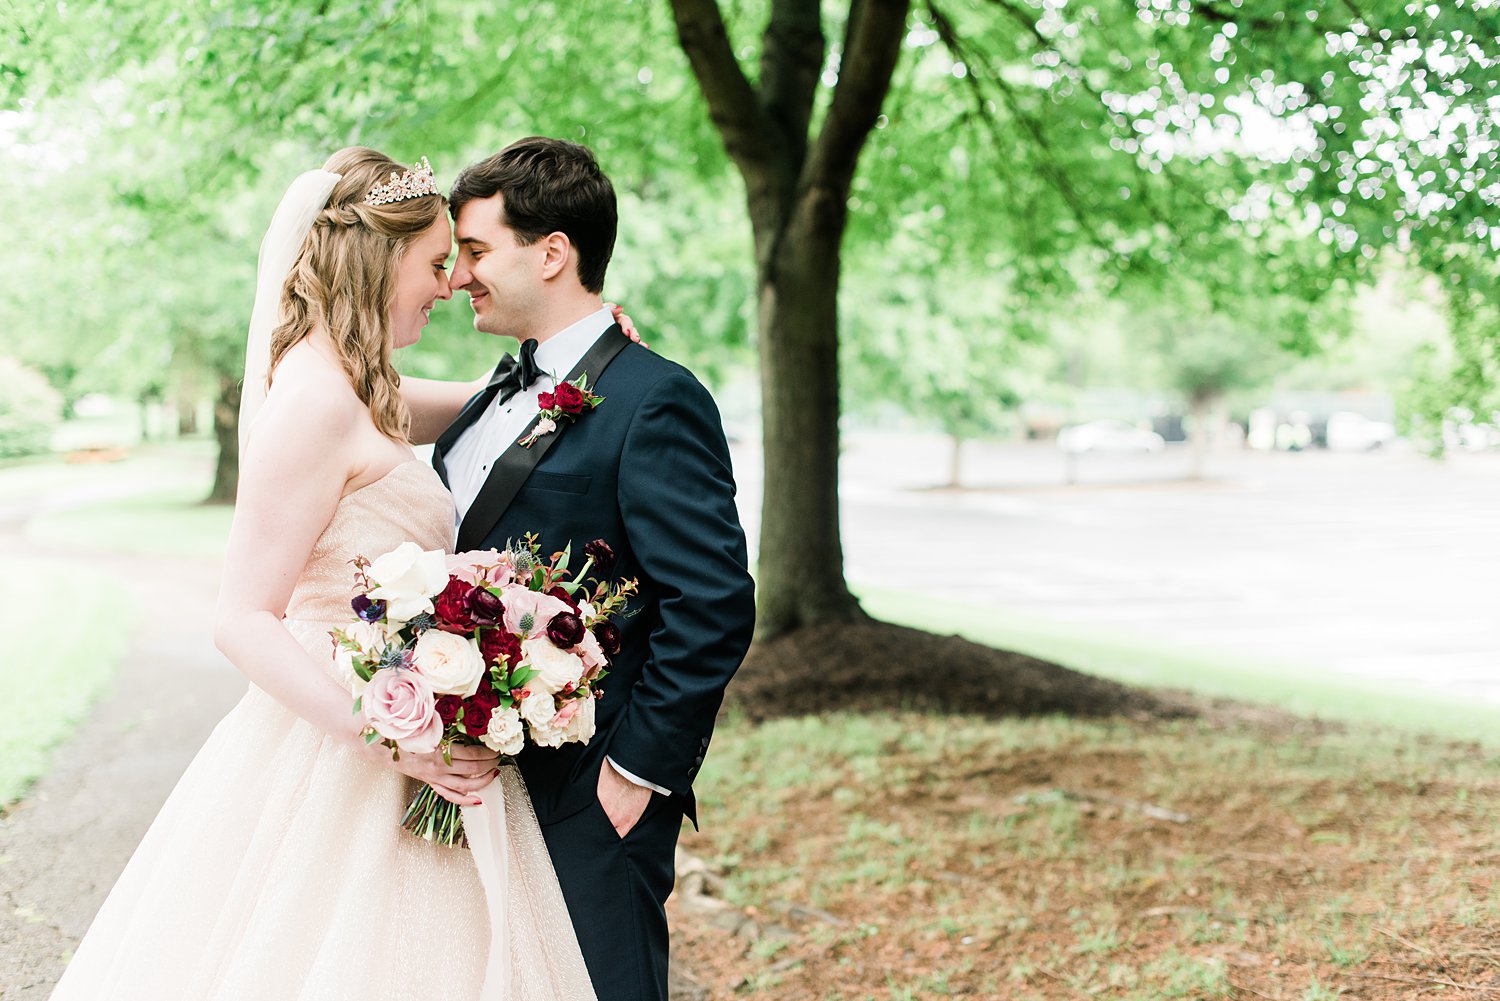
410,629,487,697
367,542,449,622
480,706,525,755
527,695,597,749
520,637,586,695
520,690,567,748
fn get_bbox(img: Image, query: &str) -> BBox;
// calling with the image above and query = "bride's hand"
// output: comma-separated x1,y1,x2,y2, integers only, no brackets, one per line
606,303,648,348
382,743,503,806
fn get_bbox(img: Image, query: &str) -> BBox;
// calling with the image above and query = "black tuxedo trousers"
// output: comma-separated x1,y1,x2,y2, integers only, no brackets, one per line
434,337,756,1001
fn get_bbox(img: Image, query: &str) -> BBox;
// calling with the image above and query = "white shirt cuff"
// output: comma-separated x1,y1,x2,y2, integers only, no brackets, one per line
605,756,671,796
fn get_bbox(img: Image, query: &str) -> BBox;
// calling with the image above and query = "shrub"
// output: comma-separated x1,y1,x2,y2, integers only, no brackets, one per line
0,357,63,458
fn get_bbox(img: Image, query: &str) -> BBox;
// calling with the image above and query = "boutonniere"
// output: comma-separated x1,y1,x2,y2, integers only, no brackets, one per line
518,374,604,448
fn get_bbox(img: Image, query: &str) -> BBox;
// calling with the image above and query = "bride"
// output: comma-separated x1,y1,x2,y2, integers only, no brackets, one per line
49,148,597,1000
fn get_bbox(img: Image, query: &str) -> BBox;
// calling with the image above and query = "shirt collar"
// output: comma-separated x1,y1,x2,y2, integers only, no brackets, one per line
533,307,615,383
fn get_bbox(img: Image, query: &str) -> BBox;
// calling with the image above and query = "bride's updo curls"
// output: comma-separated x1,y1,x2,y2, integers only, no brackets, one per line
267,147,447,441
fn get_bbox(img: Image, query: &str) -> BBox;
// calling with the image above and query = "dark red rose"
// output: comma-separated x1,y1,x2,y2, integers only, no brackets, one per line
547,585,580,611
593,621,622,657
536,391,556,410
546,611,585,648
435,694,463,728
467,586,505,627
433,577,475,634
480,628,522,668
583,539,616,573
469,684,500,710
463,699,494,734
552,382,586,414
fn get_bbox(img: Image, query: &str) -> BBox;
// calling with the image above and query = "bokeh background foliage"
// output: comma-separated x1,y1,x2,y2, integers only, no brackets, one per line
2,0,1496,636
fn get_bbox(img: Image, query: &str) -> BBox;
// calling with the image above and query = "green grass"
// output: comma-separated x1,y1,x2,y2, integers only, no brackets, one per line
0,456,107,501
25,483,232,559
18,442,230,559
49,411,146,452
0,557,136,803
856,585,1500,745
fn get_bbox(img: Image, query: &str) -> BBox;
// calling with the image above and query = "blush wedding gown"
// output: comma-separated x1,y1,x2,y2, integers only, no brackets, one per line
50,459,596,1001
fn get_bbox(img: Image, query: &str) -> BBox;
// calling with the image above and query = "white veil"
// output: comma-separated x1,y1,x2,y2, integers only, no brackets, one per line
238,168,343,454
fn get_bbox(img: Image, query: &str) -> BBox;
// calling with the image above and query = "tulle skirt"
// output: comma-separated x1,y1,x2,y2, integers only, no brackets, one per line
49,619,595,1001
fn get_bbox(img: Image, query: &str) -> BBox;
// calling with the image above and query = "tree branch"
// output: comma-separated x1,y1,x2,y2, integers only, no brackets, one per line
983,0,1198,246
924,0,1105,247
668,0,776,179
759,0,825,164
1185,1,1298,33
805,0,911,192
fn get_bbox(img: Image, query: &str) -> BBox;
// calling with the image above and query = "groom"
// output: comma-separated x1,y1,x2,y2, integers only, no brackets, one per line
433,137,756,1001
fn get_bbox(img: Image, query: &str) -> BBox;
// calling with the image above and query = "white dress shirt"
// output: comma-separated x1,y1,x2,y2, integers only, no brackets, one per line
445,306,668,797
446,307,616,524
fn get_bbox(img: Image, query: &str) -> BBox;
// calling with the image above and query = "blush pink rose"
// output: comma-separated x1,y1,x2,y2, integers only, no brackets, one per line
551,695,597,744
575,628,607,674
362,669,443,754
447,550,516,587
501,585,572,639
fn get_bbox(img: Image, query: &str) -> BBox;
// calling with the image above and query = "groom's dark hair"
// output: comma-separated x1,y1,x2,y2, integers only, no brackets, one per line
449,137,617,294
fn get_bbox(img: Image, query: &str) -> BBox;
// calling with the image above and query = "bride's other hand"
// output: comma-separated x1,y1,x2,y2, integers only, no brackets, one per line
382,743,502,806
606,303,648,348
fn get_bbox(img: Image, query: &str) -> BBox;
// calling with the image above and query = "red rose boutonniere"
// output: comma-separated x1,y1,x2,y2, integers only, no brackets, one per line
519,374,604,448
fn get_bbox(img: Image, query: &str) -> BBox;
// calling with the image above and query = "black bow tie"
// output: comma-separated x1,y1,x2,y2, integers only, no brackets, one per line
488,338,545,403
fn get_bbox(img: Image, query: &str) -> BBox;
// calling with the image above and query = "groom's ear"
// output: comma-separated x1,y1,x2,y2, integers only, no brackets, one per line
538,232,574,283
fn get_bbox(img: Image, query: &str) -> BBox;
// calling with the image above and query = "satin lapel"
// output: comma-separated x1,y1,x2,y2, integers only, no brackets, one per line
431,364,508,487
456,326,628,552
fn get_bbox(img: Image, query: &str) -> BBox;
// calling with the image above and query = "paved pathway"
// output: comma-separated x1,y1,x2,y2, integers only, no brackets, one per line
732,434,1500,704
0,487,243,998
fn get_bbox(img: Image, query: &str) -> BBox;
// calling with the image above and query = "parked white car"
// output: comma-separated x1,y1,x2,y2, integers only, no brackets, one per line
1326,411,1397,451
1057,420,1166,454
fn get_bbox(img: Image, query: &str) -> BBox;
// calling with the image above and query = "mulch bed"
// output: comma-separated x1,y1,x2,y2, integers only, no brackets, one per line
726,619,1194,722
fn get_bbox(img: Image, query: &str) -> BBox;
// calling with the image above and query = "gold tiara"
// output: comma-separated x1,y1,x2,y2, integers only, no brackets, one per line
365,157,439,206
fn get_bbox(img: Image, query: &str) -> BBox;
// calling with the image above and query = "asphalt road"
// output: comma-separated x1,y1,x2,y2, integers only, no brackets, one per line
731,432,1499,703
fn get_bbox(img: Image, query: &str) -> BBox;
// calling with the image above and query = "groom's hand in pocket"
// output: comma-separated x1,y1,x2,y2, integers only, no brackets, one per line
597,759,652,838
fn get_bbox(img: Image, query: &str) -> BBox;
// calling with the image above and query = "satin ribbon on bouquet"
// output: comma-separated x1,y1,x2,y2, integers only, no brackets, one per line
461,771,513,1001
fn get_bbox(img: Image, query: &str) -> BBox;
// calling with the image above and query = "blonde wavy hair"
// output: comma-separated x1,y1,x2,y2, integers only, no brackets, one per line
267,147,447,441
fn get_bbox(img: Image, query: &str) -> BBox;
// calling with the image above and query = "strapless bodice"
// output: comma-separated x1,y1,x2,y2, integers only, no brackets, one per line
284,460,454,623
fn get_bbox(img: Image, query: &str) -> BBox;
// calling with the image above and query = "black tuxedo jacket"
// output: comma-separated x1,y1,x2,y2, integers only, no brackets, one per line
433,332,756,827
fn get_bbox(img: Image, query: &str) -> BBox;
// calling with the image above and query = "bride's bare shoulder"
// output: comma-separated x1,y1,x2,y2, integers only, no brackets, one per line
261,342,362,423
247,342,365,461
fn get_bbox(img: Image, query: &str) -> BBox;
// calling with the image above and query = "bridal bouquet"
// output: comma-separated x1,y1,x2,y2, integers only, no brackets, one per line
332,535,636,844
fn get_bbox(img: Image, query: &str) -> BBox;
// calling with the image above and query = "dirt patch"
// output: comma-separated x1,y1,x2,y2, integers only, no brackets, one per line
728,620,1194,722
670,714,1500,1000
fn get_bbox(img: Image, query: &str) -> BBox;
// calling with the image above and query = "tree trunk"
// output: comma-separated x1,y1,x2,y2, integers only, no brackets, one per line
948,434,963,488
1187,393,1213,481
177,400,200,436
667,0,909,639
207,374,239,504
752,188,866,637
